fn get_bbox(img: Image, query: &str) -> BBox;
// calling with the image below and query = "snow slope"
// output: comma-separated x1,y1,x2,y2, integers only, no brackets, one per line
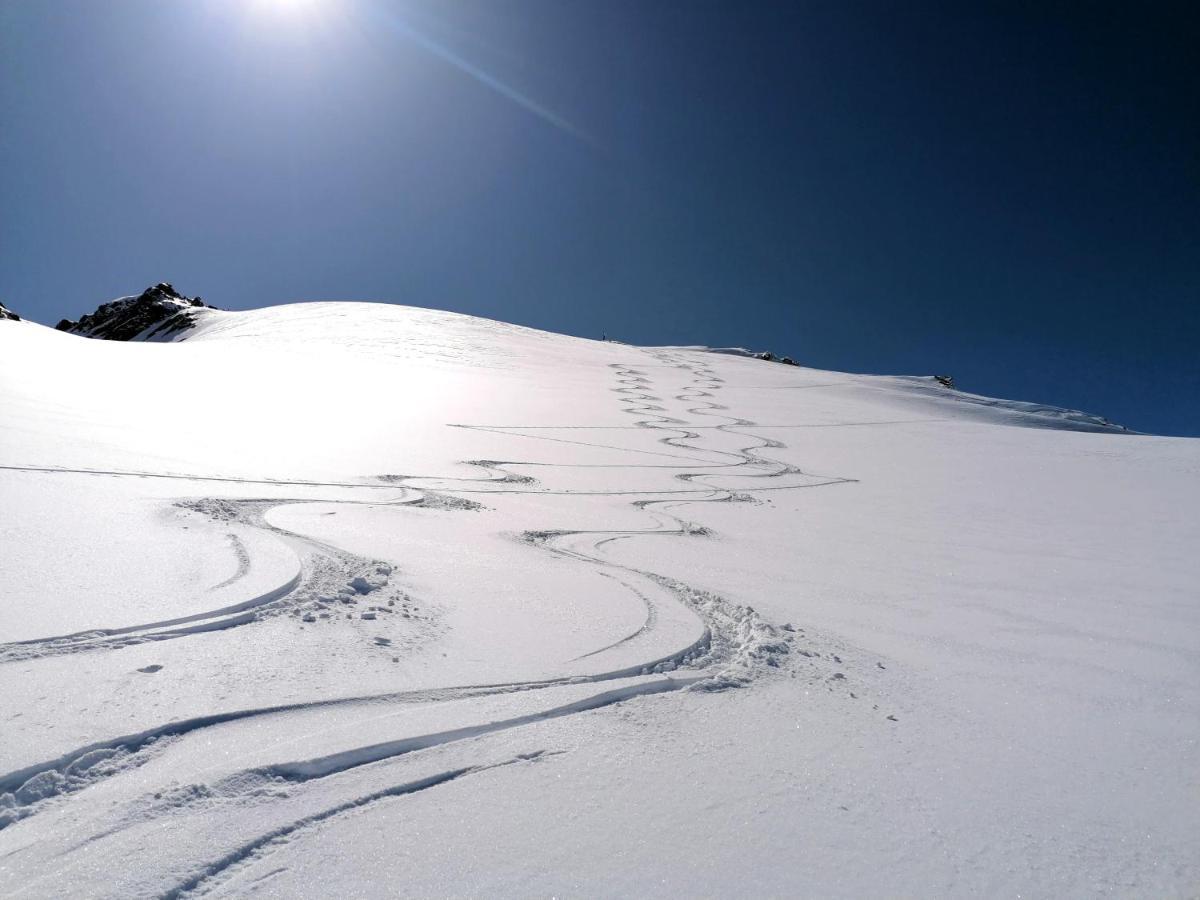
0,302,1197,898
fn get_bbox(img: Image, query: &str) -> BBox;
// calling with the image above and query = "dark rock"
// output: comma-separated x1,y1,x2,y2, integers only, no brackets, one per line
0,302,19,322
751,350,801,365
55,283,216,341
933,374,955,389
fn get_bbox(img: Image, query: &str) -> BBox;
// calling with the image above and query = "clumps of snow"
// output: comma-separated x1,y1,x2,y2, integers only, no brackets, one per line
296,560,410,625
411,492,485,512
726,492,760,504
65,748,122,776
519,529,568,547
350,563,391,595
0,745,140,829
178,497,244,523
177,499,436,646
464,460,537,484
150,782,218,809
13,771,65,805
642,574,795,689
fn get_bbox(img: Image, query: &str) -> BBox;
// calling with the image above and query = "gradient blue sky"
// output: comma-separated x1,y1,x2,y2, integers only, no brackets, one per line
2,1,1196,435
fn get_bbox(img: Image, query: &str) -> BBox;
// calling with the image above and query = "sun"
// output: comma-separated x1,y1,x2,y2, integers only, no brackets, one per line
247,0,327,21
261,0,319,9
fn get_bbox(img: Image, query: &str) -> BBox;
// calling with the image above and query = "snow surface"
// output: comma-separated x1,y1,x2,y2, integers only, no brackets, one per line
0,302,1197,898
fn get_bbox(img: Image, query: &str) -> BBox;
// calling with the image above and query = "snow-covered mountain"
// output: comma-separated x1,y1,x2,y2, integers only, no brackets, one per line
0,299,1196,897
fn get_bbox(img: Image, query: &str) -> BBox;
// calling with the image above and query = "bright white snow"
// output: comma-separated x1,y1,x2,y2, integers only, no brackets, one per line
0,302,1196,898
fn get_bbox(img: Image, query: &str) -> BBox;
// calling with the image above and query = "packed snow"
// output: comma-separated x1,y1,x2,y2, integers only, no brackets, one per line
0,301,1196,898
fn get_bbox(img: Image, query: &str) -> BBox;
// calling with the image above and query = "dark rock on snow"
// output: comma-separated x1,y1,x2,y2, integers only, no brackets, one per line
55,283,215,341
0,302,20,322
754,351,799,366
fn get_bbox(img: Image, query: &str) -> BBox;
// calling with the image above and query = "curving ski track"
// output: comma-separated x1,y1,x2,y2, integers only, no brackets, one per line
0,349,863,894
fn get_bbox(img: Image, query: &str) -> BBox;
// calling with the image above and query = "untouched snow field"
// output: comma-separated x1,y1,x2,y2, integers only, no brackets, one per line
1,302,1197,898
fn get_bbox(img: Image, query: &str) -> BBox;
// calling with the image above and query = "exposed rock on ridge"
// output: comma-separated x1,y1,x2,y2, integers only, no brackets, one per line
55,283,214,341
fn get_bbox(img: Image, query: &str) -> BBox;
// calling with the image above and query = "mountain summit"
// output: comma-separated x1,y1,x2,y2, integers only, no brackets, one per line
54,283,214,341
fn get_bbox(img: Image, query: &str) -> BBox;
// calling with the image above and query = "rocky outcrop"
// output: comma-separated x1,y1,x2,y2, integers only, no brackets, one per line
0,302,19,322
754,351,799,366
55,283,214,341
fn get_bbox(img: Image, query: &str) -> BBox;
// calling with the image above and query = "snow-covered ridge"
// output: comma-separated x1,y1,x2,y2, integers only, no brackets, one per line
671,345,1128,433
0,301,20,322
42,287,1133,433
698,346,801,365
54,282,214,341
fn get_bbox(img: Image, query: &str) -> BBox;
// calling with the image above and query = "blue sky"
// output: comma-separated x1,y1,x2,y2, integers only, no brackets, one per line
2,0,1196,435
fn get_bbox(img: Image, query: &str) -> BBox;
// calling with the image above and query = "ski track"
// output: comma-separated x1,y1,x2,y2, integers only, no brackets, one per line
162,750,563,900
0,349,864,882
0,496,421,664
207,534,250,592
571,571,658,660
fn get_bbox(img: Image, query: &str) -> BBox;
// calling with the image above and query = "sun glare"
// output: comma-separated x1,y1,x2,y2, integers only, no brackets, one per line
248,0,327,23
